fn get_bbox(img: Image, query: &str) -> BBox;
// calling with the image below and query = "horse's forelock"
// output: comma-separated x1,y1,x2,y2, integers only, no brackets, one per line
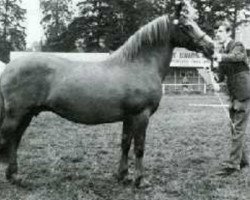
111,15,170,61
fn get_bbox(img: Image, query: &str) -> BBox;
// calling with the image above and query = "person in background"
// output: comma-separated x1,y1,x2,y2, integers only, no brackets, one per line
74,38,85,52
213,20,250,175
182,75,189,91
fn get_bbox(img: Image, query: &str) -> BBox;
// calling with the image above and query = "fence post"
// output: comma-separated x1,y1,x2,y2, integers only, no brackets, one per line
203,84,207,94
162,84,165,95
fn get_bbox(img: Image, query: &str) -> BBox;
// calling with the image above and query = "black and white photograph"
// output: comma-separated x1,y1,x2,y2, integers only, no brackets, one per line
0,0,250,199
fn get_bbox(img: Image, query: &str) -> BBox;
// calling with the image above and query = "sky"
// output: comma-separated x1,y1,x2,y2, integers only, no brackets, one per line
21,0,80,49
22,0,43,48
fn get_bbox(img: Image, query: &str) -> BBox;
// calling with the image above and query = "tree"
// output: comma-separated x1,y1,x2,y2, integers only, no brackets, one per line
110,0,156,49
193,0,250,38
0,0,26,63
45,0,177,52
150,0,176,16
40,0,73,51
74,0,114,51
67,0,156,52
53,0,250,52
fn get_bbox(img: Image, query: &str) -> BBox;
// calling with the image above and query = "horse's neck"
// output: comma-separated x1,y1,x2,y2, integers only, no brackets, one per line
158,47,174,81
109,44,174,82
135,46,174,81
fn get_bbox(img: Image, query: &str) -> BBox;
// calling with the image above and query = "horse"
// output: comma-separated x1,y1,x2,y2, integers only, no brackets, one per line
0,1,214,187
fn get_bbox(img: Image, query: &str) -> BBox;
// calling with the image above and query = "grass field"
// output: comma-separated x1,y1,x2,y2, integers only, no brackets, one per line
0,94,250,200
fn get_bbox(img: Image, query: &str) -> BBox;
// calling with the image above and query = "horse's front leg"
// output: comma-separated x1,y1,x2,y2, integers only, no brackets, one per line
0,134,9,163
133,109,150,187
117,117,133,182
6,140,18,181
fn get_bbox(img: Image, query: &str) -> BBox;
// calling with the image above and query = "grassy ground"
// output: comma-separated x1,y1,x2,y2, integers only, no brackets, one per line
0,94,250,200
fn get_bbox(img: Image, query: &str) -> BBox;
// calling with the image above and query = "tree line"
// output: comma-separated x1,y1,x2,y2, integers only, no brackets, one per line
0,0,26,62
0,0,250,62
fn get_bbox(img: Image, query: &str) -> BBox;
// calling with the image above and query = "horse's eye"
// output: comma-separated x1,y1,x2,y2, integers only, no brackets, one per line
183,24,193,31
180,24,191,32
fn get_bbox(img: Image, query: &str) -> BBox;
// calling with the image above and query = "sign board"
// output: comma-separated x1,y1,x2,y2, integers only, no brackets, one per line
170,48,211,68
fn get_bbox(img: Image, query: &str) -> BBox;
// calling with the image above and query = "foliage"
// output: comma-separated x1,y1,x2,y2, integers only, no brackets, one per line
72,0,176,52
193,0,250,38
47,0,158,52
43,0,250,52
0,0,26,63
40,0,74,51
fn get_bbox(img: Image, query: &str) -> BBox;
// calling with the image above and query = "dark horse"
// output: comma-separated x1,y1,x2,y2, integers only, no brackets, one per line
0,2,214,187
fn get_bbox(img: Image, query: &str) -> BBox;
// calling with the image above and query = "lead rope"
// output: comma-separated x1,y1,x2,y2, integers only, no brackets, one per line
208,60,236,131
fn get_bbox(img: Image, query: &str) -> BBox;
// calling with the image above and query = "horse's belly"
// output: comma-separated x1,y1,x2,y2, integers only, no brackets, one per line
68,104,123,124
48,90,125,124
56,107,124,125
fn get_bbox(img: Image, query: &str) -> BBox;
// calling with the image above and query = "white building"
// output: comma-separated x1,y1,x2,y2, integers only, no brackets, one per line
236,24,250,52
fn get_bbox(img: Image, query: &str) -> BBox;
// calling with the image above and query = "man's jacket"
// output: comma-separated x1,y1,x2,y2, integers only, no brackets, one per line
219,40,250,101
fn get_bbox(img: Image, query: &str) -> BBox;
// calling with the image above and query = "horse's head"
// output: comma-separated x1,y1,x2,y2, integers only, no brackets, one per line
171,0,214,58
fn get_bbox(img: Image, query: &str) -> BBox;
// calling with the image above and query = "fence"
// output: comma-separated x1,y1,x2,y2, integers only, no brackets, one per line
162,83,207,94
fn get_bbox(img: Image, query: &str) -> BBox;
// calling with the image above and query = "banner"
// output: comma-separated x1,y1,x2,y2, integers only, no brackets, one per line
170,48,211,68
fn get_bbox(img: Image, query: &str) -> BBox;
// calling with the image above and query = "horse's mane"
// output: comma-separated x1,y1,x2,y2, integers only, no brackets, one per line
109,15,170,61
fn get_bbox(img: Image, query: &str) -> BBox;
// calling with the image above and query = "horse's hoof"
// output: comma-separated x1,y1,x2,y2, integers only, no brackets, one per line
119,176,132,185
6,171,12,181
0,136,6,146
115,170,129,182
6,173,23,185
134,176,142,188
5,166,17,181
0,154,9,164
134,176,150,188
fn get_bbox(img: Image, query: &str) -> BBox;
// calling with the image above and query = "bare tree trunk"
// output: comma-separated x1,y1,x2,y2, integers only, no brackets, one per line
3,0,9,41
232,6,238,39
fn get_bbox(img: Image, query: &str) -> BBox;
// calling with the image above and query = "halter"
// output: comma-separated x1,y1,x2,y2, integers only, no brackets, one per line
195,33,207,44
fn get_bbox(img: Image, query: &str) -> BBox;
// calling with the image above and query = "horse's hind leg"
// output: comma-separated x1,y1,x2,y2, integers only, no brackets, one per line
118,109,150,187
117,117,133,181
0,112,33,181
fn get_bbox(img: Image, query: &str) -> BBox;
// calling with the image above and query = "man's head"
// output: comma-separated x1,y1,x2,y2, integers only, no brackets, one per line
214,21,232,44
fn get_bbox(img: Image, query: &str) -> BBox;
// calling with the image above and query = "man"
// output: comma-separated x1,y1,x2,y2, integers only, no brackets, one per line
213,20,250,175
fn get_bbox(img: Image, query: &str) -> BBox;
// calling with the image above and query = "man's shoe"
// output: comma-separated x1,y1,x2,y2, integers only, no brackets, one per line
214,161,240,176
240,160,249,169
215,166,239,176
